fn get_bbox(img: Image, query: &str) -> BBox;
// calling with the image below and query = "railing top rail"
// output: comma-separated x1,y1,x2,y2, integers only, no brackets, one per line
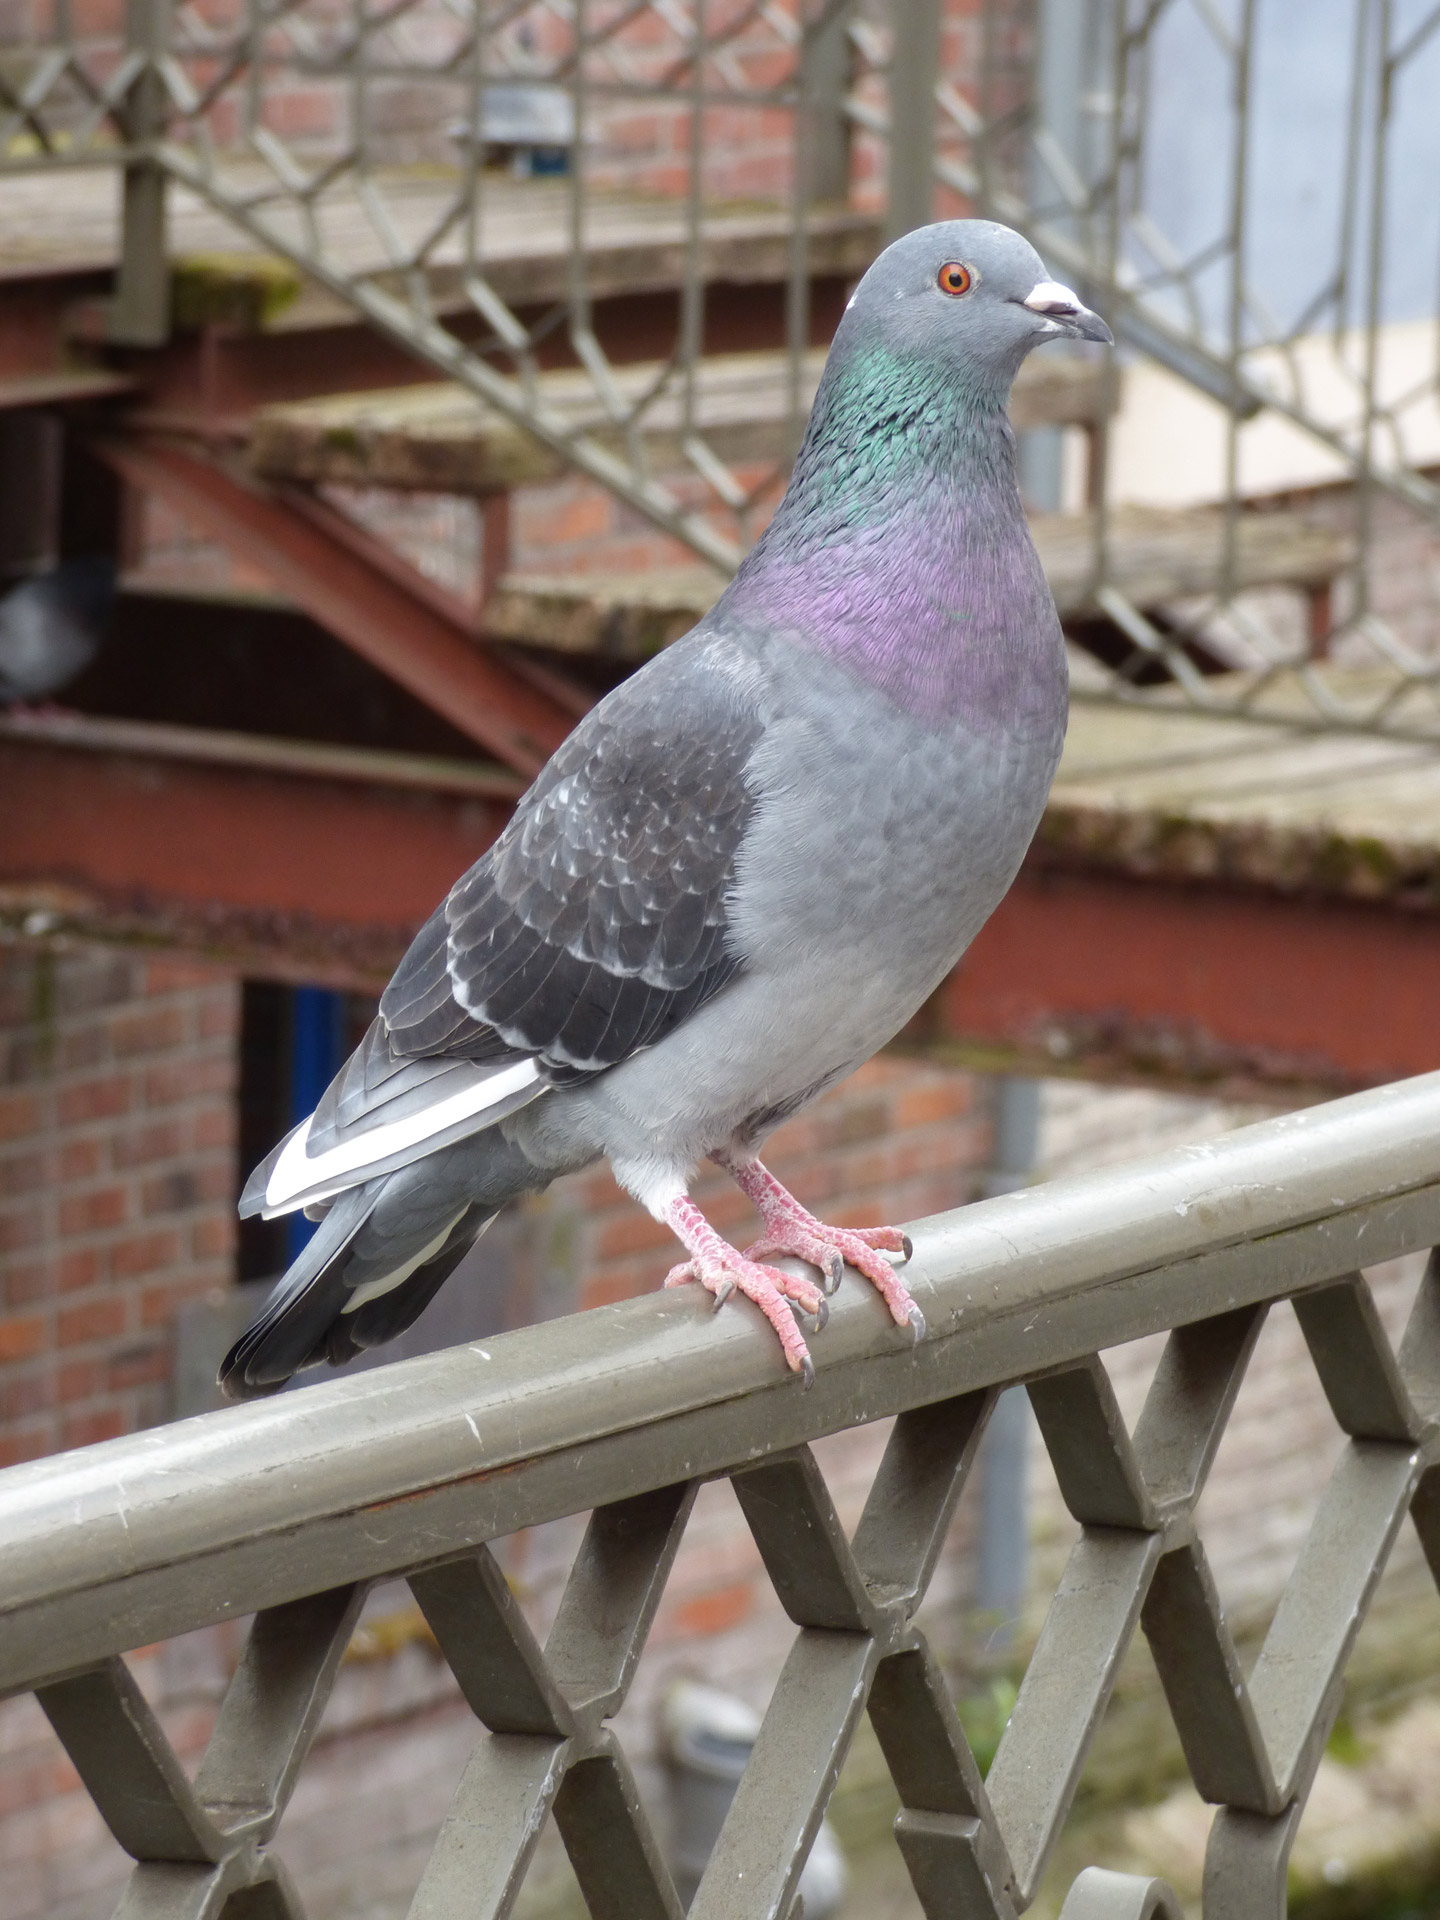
4,1069,1440,1696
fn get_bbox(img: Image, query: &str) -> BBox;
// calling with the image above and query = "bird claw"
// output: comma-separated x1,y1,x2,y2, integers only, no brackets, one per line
795,1293,830,1334
742,1215,923,1340
661,1219,822,1380
799,1352,816,1390
907,1302,927,1343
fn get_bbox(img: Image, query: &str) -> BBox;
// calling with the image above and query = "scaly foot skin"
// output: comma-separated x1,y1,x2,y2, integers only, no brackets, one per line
662,1196,828,1384
717,1151,926,1340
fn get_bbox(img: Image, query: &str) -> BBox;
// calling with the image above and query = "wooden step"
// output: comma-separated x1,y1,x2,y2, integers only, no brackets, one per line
483,505,1353,660
248,351,1116,494
1,166,879,321
1031,504,1349,618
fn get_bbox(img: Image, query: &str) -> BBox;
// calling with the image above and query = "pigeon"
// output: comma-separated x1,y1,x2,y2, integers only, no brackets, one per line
221,220,1111,1400
0,554,115,704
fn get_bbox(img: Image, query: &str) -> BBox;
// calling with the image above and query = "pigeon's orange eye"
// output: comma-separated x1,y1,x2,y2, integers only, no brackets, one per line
937,261,973,296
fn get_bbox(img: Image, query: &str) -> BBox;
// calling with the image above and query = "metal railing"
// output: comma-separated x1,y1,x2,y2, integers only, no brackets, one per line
1,1,1439,731
7,1070,1440,1918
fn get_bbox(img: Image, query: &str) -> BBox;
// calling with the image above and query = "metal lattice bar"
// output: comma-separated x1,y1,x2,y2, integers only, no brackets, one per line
1140,1542,1280,1815
8,1074,1440,1916
988,1529,1163,1901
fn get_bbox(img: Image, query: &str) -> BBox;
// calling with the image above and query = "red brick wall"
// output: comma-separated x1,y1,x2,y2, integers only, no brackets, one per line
0,947,239,1465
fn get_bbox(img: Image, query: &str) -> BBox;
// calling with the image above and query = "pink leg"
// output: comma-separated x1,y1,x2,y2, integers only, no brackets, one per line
714,1151,925,1340
661,1194,828,1385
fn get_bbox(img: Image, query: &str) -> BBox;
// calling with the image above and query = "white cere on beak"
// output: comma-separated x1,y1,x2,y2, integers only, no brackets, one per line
1023,279,1083,318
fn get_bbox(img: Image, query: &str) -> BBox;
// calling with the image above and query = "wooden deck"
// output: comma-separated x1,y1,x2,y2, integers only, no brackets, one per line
1048,678,1440,904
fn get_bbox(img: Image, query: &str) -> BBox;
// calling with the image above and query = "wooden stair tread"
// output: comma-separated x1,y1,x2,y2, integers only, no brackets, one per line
249,352,1115,492
0,166,879,318
1030,505,1350,614
484,506,1353,659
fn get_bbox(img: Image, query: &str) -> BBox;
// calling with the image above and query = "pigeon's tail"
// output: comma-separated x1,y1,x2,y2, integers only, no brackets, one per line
239,1044,545,1223
219,1127,544,1401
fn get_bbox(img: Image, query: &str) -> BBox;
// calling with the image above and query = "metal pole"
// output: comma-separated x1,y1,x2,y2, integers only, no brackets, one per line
973,1077,1042,1647
885,0,942,240
110,0,173,346
802,0,855,207
1017,0,1090,510
1018,0,1116,512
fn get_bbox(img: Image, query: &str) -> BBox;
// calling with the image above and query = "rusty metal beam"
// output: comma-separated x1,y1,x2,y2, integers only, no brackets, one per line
91,436,576,777
7,716,1440,1092
0,722,513,987
920,862,1440,1098
0,368,136,408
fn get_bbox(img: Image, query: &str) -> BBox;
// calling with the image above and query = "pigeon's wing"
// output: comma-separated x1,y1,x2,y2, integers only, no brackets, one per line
246,634,765,1217
388,632,766,1083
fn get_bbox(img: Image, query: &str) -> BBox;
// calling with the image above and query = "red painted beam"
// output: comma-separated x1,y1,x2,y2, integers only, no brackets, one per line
929,863,1440,1095
92,436,576,778
7,718,1439,1092
0,729,513,987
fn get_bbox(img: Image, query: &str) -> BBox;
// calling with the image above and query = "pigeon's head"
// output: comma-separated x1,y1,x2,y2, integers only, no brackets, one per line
839,219,1112,392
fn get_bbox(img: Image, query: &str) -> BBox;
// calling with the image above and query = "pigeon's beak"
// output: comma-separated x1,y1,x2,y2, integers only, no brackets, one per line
1022,280,1113,346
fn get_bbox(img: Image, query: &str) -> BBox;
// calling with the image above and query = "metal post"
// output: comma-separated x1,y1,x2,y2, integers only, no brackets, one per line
801,1,855,206
973,1078,1042,1647
1017,0,1106,513
110,0,173,346
885,0,942,240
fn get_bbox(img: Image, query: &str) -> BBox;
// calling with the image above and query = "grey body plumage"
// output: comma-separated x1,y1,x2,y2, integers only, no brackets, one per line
223,220,1110,1399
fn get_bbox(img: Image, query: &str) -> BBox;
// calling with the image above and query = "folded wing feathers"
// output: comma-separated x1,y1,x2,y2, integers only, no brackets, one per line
240,637,766,1231
256,1055,543,1218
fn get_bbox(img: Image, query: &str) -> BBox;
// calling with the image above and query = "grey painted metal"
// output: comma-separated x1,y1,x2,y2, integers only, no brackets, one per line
1059,1868,1184,1920
883,0,942,241
110,0,171,346
974,1079,1040,1637
5,1073,1440,1917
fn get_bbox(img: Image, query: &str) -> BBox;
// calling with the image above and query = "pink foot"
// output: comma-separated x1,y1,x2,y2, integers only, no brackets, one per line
662,1196,827,1384
717,1152,925,1340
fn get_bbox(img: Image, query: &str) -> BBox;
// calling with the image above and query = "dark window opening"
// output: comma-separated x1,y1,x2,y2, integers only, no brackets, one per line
237,982,375,1281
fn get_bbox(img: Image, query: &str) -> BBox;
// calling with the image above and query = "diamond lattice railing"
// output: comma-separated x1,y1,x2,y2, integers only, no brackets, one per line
8,1075,1440,1920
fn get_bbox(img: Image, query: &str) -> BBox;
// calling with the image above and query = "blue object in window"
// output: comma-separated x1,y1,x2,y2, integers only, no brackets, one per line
285,986,347,1261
